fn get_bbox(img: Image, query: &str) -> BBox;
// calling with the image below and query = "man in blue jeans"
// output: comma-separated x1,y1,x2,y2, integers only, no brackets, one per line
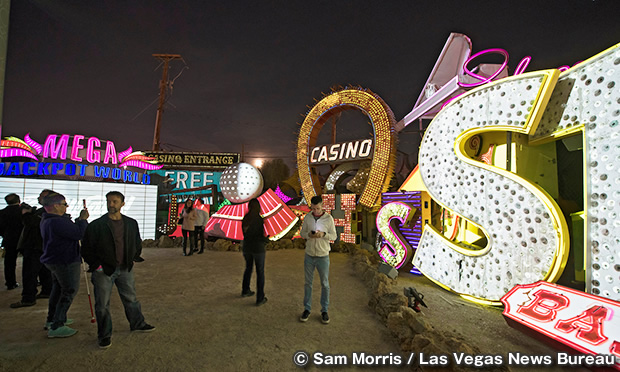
81,191,154,349
299,195,337,324
40,192,89,338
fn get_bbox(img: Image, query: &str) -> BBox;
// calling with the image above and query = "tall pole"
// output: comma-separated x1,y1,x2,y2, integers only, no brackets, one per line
152,54,182,151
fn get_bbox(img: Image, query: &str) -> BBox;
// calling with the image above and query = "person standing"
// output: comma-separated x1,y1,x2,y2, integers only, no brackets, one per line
81,191,155,349
241,198,268,306
0,193,24,290
180,199,197,256
40,192,89,338
10,190,53,308
194,198,209,254
299,195,336,324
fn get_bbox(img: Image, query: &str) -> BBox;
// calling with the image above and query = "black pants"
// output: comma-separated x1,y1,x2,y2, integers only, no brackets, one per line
194,226,205,250
242,252,265,302
3,246,18,288
182,229,196,255
22,252,52,302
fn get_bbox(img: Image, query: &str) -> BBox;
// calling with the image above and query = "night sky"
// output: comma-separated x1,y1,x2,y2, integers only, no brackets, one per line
3,0,619,170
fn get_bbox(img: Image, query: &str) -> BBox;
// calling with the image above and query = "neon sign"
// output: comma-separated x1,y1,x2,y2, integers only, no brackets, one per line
413,42,620,304
502,281,619,369
297,88,397,210
309,139,373,165
1,133,162,170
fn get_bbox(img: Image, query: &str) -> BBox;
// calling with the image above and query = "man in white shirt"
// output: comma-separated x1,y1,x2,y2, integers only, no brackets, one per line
299,195,337,324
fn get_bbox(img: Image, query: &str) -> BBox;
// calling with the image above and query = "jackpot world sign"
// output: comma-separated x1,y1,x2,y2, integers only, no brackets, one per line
0,133,162,184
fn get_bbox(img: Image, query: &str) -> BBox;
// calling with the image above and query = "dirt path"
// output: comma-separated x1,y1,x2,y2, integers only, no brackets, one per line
0,249,401,372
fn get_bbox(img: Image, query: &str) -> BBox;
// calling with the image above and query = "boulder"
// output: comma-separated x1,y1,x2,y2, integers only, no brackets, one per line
401,306,430,334
142,239,157,248
214,239,233,251
157,236,176,248
386,311,414,343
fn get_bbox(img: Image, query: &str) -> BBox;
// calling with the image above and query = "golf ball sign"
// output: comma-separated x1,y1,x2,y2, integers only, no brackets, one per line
220,163,263,203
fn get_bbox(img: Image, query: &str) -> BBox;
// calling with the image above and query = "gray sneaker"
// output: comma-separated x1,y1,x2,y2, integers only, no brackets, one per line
47,326,78,338
44,319,73,330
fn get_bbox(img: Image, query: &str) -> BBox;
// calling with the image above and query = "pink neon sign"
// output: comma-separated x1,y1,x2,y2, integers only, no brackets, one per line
0,133,163,171
458,48,510,88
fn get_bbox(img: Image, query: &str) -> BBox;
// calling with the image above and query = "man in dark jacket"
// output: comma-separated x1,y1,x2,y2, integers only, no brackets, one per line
10,189,53,308
0,193,24,290
81,191,154,349
40,192,89,338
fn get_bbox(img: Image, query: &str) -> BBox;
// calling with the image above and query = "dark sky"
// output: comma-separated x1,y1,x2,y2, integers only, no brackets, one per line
3,0,619,169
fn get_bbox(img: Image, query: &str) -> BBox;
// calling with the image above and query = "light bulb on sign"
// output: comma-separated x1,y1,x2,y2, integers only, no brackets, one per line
254,159,263,168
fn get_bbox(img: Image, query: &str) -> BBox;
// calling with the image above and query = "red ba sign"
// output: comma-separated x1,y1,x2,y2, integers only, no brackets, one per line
501,281,619,370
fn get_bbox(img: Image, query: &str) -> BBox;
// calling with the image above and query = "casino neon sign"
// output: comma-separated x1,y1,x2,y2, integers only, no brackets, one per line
297,87,397,210
310,139,373,165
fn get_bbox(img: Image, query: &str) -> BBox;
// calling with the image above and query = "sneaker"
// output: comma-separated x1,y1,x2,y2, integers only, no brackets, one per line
321,312,330,324
131,323,155,332
241,290,255,297
98,337,112,349
300,310,310,322
10,300,36,308
47,326,78,338
256,297,268,306
44,319,73,330
6,283,19,290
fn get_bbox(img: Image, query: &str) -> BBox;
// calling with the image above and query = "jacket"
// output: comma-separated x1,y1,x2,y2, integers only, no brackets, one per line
40,212,88,265
81,214,142,276
0,204,24,249
194,209,209,227
242,215,269,254
19,207,44,256
181,208,197,231
300,211,337,257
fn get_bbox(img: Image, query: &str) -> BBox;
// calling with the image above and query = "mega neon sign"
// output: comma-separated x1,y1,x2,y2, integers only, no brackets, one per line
1,133,162,170
502,281,619,369
0,133,162,184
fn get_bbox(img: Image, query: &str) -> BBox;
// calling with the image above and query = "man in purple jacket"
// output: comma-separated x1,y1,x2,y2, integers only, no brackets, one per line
40,192,89,338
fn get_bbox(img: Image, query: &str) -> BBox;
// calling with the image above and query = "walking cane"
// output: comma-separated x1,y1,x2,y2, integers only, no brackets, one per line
81,259,96,324
79,199,96,324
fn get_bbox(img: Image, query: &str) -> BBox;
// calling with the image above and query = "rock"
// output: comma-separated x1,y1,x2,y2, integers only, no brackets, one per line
214,239,233,251
228,242,240,252
280,239,293,250
401,306,430,334
353,262,369,276
375,292,408,321
387,311,413,343
142,239,157,247
444,336,477,355
294,238,306,249
157,236,176,248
